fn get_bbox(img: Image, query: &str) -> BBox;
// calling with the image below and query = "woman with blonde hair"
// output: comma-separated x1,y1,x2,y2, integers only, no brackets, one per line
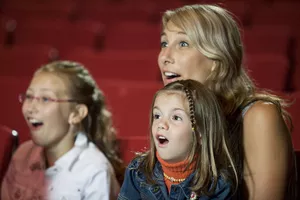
157,4,296,200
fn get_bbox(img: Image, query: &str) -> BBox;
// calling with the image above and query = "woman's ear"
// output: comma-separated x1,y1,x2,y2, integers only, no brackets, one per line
211,61,216,72
68,104,88,125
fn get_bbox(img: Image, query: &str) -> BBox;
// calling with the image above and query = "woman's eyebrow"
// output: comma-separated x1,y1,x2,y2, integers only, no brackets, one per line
161,31,187,36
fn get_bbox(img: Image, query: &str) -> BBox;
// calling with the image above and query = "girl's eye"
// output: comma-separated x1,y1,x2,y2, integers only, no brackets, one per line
41,97,53,103
25,94,34,101
179,41,189,47
160,41,168,48
153,113,160,120
173,115,182,121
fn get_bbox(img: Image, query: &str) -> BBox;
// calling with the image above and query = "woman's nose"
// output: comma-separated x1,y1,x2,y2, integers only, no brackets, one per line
159,47,175,66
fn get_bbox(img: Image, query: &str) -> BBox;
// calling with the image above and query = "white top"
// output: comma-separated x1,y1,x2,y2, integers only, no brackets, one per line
45,132,120,200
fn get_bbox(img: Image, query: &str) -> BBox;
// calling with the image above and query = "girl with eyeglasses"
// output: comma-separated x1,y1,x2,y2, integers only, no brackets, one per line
1,60,124,200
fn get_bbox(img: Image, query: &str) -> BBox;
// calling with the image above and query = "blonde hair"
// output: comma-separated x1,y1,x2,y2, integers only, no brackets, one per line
36,60,125,184
161,4,292,117
139,80,238,196
161,4,295,198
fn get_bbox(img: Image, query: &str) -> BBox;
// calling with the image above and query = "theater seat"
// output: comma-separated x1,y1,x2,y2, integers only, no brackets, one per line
0,124,19,184
62,49,161,81
245,54,289,91
117,136,149,164
97,79,162,137
296,151,300,198
0,76,30,142
251,2,300,29
0,45,55,76
287,91,300,150
243,25,291,55
104,21,161,50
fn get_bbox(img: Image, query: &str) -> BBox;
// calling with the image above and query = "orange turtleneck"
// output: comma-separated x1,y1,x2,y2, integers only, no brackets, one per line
156,151,196,193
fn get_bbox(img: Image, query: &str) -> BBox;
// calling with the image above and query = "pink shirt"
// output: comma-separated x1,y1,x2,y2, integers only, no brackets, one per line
1,140,47,200
1,133,119,200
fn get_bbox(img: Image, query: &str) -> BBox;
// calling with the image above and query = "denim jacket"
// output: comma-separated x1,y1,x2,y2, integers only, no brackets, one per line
118,157,233,200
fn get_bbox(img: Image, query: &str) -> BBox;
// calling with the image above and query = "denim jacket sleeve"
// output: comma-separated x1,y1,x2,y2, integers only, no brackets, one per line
208,176,232,200
118,158,143,200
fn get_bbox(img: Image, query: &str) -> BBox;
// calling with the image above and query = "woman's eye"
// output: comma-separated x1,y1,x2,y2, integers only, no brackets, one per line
179,41,189,47
160,41,168,48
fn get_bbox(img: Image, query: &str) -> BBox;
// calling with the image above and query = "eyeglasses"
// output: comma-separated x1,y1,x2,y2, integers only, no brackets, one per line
18,94,77,105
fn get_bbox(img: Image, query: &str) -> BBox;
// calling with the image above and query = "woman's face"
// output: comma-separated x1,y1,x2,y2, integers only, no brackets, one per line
158,21,214,86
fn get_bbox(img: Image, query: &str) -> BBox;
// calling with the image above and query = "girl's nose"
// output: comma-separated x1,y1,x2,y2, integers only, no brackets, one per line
24,100,39,114
158,120,169,131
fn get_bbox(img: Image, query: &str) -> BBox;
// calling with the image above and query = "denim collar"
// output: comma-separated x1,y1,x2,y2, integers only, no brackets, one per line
153,161,195,199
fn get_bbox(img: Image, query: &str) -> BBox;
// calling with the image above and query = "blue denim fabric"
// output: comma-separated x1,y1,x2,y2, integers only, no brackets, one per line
118,157,233,200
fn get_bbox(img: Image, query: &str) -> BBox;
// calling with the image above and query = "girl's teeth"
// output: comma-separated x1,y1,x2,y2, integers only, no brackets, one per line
29,119,42,123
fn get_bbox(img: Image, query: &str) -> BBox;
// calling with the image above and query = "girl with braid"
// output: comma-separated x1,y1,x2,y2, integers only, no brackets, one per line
118,79,237,200
1,61,123,200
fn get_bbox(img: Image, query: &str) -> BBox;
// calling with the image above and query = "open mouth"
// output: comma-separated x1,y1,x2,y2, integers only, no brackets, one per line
164,72,180,80
29,118,44,129
156,135,169,146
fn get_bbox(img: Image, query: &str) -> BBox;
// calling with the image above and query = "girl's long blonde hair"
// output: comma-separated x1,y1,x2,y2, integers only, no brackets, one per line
36,60,125,184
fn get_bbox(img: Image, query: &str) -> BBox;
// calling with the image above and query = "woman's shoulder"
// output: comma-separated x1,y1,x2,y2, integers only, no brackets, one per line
242,100,291,143
242,99,292,168
243,100,286,129
243,100,279,116
240,100,293,199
